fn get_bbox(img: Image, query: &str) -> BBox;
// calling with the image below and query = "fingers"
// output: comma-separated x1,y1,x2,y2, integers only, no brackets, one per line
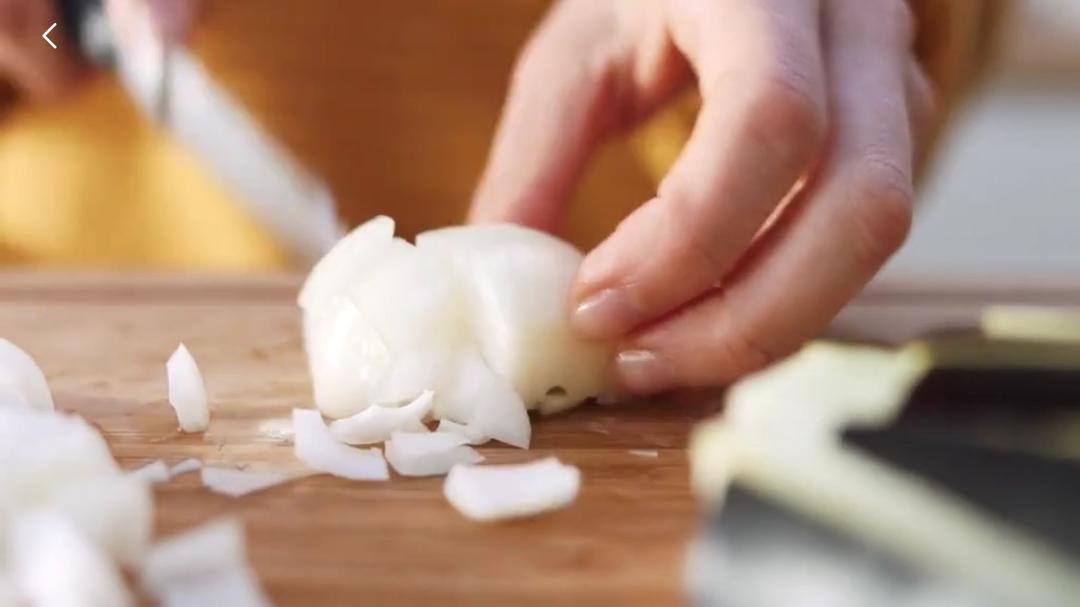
0,0,86,99
617,0,917,393
905,57,935,136
569,0,826,340
469,0,688,233
469,1,633,232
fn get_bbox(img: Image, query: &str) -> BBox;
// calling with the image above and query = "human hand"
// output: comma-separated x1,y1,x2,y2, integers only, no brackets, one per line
470,0,934,393
0,0,198,100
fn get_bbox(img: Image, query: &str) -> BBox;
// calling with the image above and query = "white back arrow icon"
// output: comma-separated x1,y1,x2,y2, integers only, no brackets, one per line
42,23,57,49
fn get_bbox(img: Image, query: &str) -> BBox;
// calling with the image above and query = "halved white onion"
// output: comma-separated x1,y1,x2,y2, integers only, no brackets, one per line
200,467,290,497
10,511,134,607
292,408,389,481
329,390,434,445
0,339,55,411
443,457,580,522
384,431,483,477
300,217,617,448
166,344,210,433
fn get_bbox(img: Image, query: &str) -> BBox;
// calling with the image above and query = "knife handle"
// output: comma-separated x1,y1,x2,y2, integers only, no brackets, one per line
56,0,116,67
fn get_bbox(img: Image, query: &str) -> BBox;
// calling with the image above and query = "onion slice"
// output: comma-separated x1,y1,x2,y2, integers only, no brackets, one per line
292,408,389,480
170,458,202,476
443,457,580,521
10,511,134,607
628,449,659,458
129,459,171,484
0,339,55,410
329,390,434,445
384,431,483,477
200,467,291,497
140,518,271,607
435,419,487,445
166,344,210,432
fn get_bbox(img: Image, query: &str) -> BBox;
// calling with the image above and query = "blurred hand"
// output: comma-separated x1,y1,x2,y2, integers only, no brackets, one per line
471,0,934,394
0,0,198,100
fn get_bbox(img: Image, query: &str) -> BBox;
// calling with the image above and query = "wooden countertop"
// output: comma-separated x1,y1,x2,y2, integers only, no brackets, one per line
0,272,713,606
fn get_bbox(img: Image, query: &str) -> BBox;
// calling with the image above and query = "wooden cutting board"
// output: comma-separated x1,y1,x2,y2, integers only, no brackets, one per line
0,272,714,606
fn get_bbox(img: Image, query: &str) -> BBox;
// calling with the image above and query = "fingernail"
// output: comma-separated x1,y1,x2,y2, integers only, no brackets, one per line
572,288,642,339
616,350,675,394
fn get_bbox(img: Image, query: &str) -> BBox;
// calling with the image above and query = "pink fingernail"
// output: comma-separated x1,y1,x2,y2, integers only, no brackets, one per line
616,350,675,394
572,288,642,339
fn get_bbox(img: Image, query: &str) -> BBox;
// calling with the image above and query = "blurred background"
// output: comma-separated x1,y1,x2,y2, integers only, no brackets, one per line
881,0,1080,283
0,0,1076,276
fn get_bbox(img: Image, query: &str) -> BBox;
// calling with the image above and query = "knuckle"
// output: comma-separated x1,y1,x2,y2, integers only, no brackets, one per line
847,155,914,263
743,70,827,167
712,331,782,381
681,223,727,280
884,0,917,45
852,0,915,45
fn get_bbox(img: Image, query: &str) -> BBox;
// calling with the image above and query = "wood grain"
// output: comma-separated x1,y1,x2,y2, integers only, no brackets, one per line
0,272,712,606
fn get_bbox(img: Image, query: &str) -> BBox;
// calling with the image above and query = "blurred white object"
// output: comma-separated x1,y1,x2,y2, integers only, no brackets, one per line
111,0,342,265
0,407,153,564
141,518,272,607
0,340,54,411
10,512,134,607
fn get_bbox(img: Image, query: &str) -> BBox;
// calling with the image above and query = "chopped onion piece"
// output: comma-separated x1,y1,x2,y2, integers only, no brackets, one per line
0,338,54,410
158,567,272,607
440,350,530,449
443,457,580,521
385,431,483,477
10,511,134,607
141,518,245,589
292,408,389,480
436,419,487,445
416,225,613,413
201,467,290,497
0,407,152,564
48,474,154,565
628,449,659,458
166,344,210,432
129,459,171,484
170,458,202,476
329,390,434,445
140,518,271,607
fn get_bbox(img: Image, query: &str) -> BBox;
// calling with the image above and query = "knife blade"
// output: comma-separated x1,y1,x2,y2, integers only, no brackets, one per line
58,0,344,266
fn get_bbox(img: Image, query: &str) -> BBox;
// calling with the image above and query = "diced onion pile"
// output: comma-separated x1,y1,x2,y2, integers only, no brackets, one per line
0,218,609,603
0,342,270,605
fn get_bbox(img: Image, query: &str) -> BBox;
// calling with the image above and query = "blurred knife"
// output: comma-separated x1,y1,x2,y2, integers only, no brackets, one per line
58,0,343,266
